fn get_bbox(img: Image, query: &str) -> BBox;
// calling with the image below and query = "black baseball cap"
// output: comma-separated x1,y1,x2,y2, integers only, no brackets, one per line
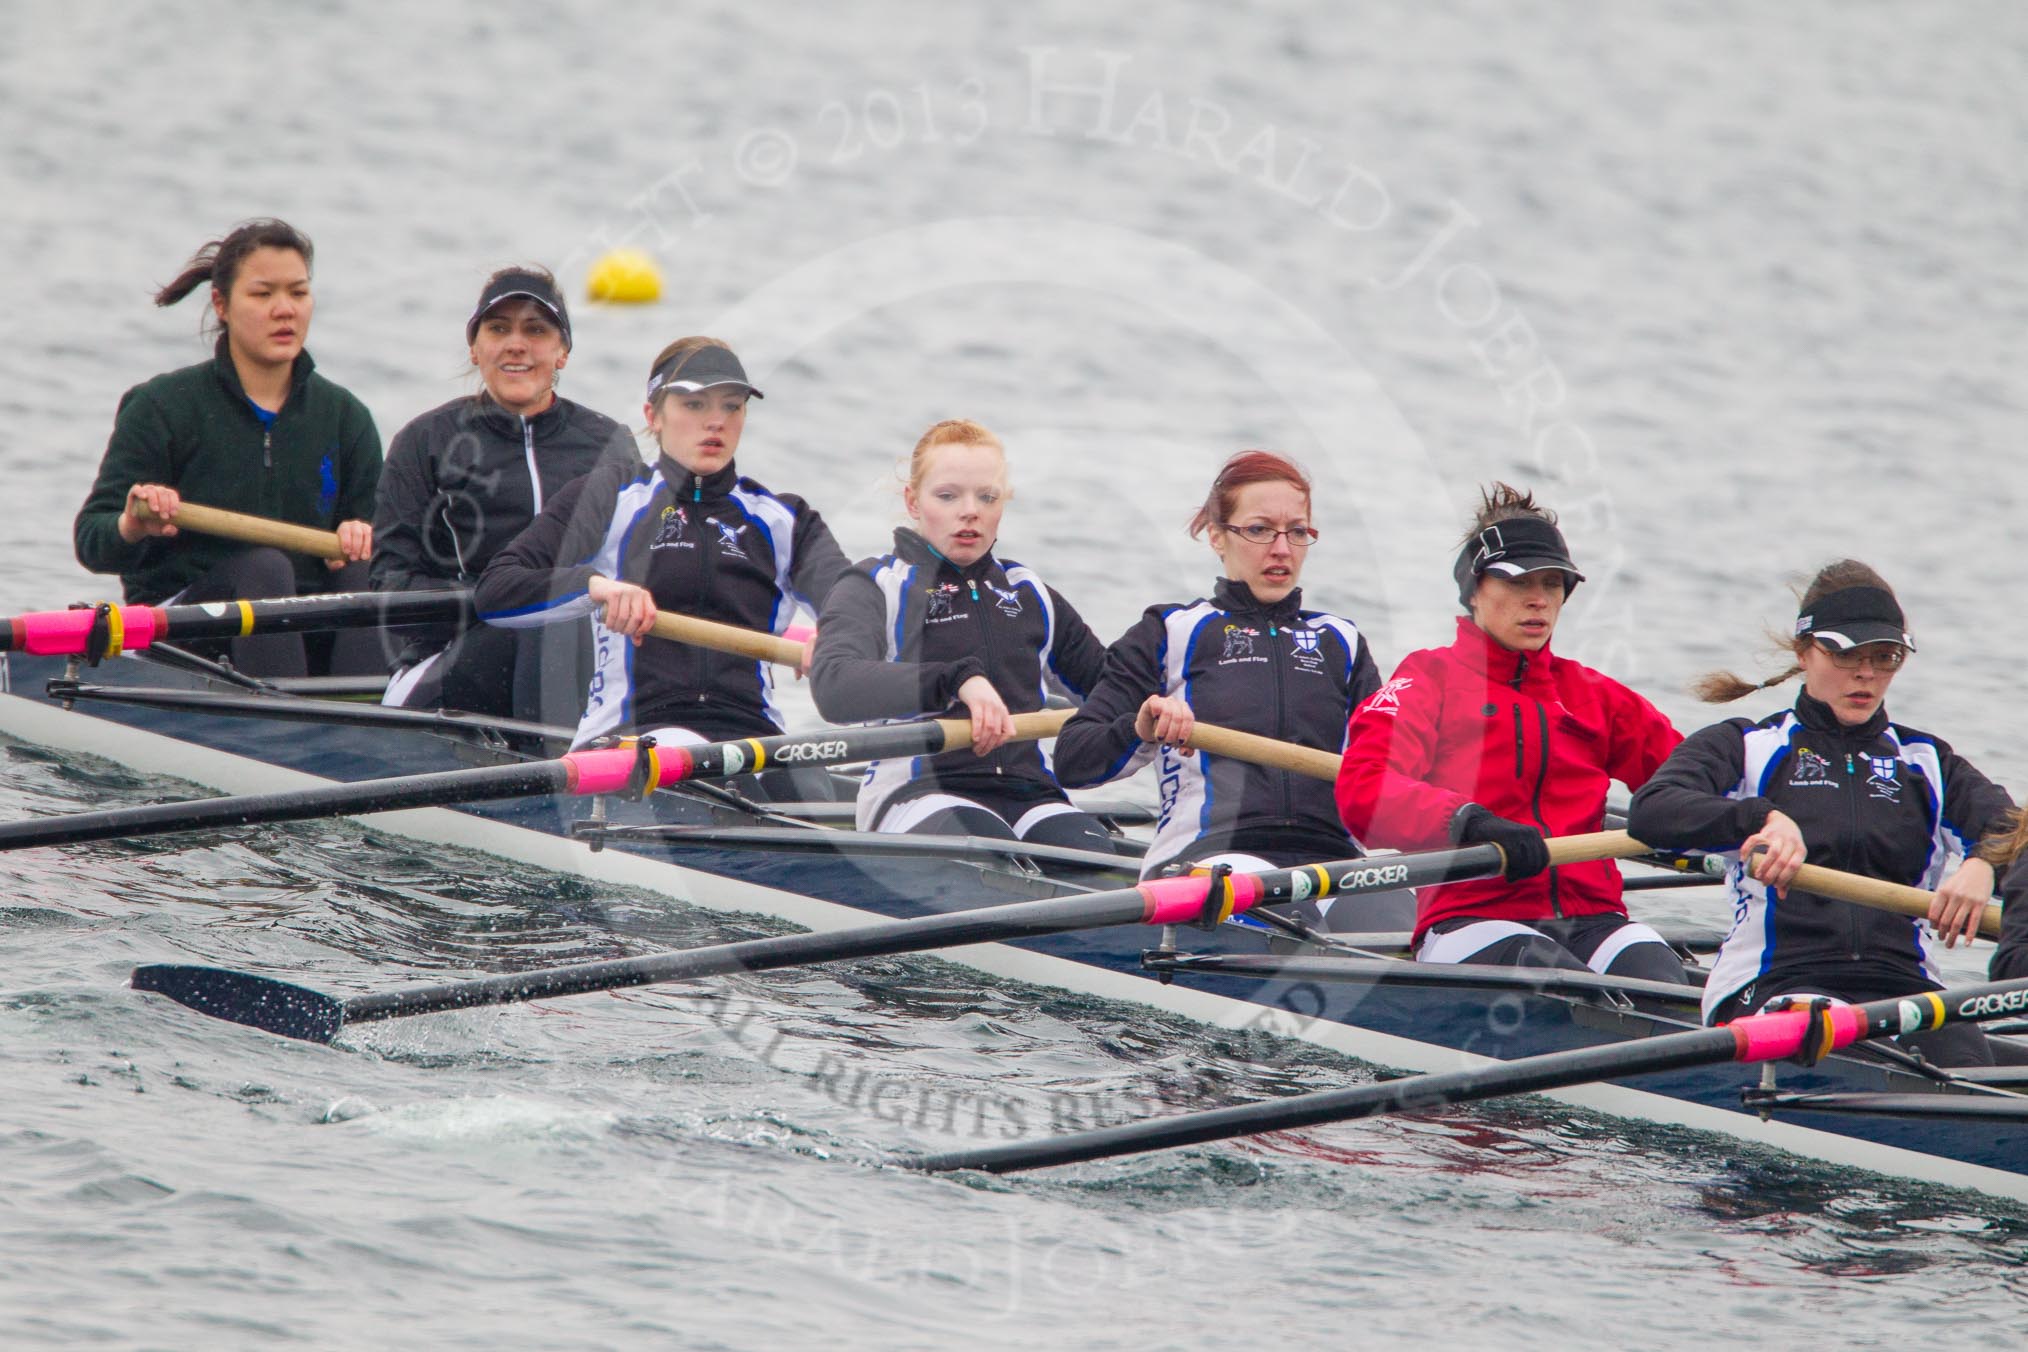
466,270,571,350
1795,586,1915,651
644,345,764,402
1453,516,1585,604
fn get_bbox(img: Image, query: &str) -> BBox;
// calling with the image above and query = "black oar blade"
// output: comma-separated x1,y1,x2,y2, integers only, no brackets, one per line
131,964,345,1043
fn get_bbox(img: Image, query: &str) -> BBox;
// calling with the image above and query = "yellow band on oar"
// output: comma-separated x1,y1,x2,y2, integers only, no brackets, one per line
743,739,768,772
1917,990,1947,1031
1186,866,1239,924
101,604,125,658
237,600,256,636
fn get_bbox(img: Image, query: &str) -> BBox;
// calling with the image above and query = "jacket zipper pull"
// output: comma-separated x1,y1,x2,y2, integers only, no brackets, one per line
968,578,979,602
1846,753,1856,775
262,429,272,470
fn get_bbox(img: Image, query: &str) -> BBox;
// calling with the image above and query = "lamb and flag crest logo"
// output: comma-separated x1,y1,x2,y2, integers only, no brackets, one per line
924,582,962,620
651,504,689,549
1219,624,1260,661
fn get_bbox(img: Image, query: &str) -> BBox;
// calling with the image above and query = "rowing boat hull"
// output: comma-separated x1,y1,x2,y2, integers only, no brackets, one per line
6,651,2025,1199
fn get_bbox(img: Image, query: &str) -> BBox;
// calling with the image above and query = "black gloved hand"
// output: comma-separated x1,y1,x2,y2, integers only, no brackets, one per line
1453,804,1550,881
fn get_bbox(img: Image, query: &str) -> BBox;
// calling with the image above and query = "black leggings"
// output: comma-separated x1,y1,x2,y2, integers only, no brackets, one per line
1422,913,1691,985
174,549,381,678
884,790,1121,853
389,620,591,730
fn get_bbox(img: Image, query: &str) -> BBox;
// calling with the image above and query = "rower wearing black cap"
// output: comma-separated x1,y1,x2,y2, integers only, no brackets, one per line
1336,482,1687,981
371,265,635,723
473,336,851,762
1629,560,2017,1065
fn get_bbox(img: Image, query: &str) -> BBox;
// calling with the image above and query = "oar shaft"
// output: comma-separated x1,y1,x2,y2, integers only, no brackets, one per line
909,974,2028,1174
0,761,570,851
136,500,347,561
911,1028,1745,1173
338,844,1524,1025
0,713,1072,853
344,889,1161,1025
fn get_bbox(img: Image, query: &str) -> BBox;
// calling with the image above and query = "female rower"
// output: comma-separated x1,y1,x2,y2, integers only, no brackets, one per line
1628,561,2015,1064
73,218,382,676
473,337,850,759
1054,451,1402,922
372,266,634,722
1335,483,1686,980
809,418,1116,851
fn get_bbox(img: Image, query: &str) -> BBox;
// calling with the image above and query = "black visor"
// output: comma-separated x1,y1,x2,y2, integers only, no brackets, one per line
1796,586,1914,651
1453,516,1585,605
466,270,571,349
645,345,763,402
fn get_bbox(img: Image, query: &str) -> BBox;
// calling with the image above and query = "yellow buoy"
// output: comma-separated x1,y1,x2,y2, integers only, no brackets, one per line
586,249,663,304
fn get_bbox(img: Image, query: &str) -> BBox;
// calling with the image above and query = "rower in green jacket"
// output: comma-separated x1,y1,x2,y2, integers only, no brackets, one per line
73,218,383,677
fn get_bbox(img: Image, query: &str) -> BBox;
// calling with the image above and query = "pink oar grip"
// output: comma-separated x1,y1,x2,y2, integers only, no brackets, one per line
13,606,162,656
1139,872,1267,926
781,624,816,646
1728,1004,1869,1062
562,747,642,797
560,744,699,797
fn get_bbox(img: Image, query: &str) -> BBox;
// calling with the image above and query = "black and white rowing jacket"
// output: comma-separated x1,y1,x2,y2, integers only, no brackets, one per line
473,456,850,747
372,393,634,657
1627,692,2015,1022
809,528,1106,829
1054,579,1380,875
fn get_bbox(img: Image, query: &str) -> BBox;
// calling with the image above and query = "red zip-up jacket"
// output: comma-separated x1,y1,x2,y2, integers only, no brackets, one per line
1335,617,1681,940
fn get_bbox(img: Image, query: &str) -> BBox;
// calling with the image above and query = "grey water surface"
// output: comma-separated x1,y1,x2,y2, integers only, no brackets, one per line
3,1,2026,1346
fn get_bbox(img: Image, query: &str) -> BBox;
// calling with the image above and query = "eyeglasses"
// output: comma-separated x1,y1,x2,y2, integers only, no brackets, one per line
1218,522,1321,547
1814,641,1908,671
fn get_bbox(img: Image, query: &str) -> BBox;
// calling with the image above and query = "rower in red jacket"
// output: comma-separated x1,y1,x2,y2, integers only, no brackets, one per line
1334,483,1685,982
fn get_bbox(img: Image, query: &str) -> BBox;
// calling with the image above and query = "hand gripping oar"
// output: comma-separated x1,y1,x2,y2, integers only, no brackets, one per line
133,500,354,561
0,710,1071,853
0,590,474,658
127,832,1646,1042
905,974,2028,1174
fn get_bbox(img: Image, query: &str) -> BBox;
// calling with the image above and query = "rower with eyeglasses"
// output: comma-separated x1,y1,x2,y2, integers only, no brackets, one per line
1630,561,2019,1066
1055,452,1405,930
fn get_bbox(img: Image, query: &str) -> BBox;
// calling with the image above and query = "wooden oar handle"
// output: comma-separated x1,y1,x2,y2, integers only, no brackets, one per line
1783,860,2002,941
933,707,1072,753
1546,829,1649,866
136,500,347,561
648,612,806,667
1183,723,1341,781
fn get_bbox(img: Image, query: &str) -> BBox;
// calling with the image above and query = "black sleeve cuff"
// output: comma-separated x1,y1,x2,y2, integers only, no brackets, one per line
929,656,988,708
1731,796,1777,841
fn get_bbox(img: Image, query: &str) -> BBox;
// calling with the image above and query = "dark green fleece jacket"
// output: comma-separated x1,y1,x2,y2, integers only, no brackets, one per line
74,336,381,602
